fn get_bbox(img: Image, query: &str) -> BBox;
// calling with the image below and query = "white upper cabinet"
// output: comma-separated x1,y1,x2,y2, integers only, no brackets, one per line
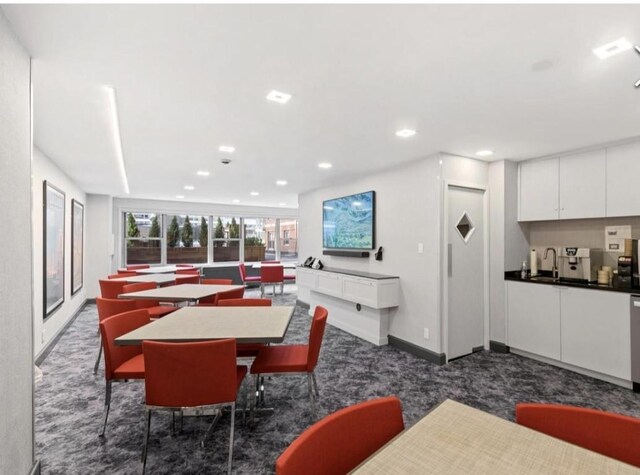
606,141,640,217
558,149,606,219
518,158,559,221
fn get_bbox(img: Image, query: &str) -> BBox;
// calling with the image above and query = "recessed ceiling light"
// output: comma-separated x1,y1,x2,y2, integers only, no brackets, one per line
276,180,288,186
279,202,287,206
266,90,292,104
476,150,494,157
196,170,210,177
318,162,333,169
184,185,195,190
593,38,632,59
176,195,184,199
395,129,416,138
219,145,235,153
232,199,240,203
250,191,259,196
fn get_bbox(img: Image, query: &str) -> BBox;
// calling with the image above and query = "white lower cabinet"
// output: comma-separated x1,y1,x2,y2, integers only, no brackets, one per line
506,281,631,382
507,282,561,360
560,288,631,380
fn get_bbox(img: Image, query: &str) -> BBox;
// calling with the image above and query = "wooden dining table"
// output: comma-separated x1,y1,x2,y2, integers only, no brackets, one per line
108,273,194,285
351,399,638,474
115,305,295,346
117,283,242,304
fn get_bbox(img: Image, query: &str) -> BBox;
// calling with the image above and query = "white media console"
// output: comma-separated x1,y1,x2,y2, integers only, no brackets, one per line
296,266,400,345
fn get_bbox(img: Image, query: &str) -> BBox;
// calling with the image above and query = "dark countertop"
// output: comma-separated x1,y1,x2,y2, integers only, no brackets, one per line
299,266,399,280
505,270,640,294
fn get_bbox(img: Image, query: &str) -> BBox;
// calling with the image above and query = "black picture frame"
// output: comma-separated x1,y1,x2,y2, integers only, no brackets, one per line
43,180,65,319
71,199,84,295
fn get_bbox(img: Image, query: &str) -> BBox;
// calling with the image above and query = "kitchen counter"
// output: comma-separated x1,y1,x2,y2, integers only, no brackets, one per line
505,270,640,294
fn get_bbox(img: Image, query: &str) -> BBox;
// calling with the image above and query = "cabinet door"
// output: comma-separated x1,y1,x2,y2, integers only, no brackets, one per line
606,141,640,217
317,272,342,297
343,277,378,308
296,268,317,289
507,282,561,360
560,288,631,380
559,150,606,219
518,158,559,221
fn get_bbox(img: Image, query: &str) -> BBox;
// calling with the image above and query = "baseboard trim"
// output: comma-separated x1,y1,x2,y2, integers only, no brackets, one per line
35,299,90,366
489,340,510,354
388,335,446,365
30,459,41,475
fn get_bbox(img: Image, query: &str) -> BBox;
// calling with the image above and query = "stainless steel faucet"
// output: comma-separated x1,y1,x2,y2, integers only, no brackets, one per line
544,247,558,279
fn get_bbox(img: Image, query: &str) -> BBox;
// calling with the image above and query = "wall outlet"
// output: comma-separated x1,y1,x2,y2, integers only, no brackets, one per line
418,243,424,254
423,328,429,339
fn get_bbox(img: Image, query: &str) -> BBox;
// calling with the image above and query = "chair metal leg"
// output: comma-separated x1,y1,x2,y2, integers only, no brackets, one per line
307,373,317,418
141,409,152,471
312,372,320,397
99,381,112,437
250,374,259,423
228,402,236,475
272,283,276,296
260,284,264,298
93,340,103,375
201,409,222,448
281,282,283,295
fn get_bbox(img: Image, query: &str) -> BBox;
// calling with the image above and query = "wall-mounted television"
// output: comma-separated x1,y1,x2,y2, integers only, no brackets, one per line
323,191,375,249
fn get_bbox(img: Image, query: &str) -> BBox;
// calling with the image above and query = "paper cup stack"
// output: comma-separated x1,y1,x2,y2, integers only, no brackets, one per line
598,266,613,285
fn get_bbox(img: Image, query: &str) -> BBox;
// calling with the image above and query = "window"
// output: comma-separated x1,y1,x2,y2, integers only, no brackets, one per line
124,212,162,265
244,218,276,262
279,219,298,262
212,216,240,262
166,214,208,264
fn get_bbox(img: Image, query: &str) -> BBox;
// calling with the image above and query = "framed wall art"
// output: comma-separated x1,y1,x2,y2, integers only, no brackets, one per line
44,181,65,319
71,199,84,295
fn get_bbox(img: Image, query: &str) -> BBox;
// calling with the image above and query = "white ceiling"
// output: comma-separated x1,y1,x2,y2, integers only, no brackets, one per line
4,4,640,206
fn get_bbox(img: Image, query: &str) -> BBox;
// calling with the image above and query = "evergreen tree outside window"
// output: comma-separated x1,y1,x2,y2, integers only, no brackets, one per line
181,215,194,247
127,213,140,238
199,217,208,247
149,215,161,238
167,216,180,248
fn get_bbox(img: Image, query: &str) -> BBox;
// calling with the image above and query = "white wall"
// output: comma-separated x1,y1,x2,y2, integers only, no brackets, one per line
0,8,34,473
298,153,488,355
32,147,87,356
85,194,113,298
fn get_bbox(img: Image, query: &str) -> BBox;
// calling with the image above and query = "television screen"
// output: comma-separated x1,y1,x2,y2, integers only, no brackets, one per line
323,191,375,249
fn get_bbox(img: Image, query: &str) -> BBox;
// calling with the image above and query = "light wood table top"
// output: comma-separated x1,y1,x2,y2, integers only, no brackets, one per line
118,283,242,302
352,399,638,474
135,265,196,274
115,305,295,346
109,273,194,284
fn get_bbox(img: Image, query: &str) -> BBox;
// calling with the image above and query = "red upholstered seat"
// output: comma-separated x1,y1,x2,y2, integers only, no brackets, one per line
99,279,128,298
275,396,404,475
113,353,145,379
239,263,260,283
122,282,177,318
145,305,176,318
178,275,200,284
199,279,234,304
251,345,309,373
176,268,200,274
516,403,640,468
214,287,245,305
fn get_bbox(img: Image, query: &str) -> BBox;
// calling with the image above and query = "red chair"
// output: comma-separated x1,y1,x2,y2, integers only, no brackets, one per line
122,282,177,319
238,263,260,285
260,265,284,297
111,272,136,278
99,279,128,298
516,403,640,468
199,279,233,304
214,287,245,305
126,264,150,270
262,260,280,264
142,340,247,474
176,268,200,275
251,306,328,416
99,309,150,436
178,274,200,284
217,298,272,357
94,298,139,374
275,396,404,475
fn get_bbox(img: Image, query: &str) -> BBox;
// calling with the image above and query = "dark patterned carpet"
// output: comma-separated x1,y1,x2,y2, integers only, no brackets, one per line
36,287,640,474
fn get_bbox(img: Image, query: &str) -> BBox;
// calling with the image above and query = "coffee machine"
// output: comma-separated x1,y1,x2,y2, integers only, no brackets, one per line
558,247,603,283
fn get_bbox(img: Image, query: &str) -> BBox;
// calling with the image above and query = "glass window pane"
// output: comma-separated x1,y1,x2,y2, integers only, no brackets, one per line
166,215,208,264
279,219,298,262
125,212,162,265
244,218,275,262
212,216,240,263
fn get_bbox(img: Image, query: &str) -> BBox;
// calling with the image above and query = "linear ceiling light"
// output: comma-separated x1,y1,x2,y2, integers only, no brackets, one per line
593,38,632,59
105,86,130,194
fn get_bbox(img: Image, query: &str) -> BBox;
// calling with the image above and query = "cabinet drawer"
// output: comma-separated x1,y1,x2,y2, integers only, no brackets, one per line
317,273,343,297
343,277,378,307
296,269,317,288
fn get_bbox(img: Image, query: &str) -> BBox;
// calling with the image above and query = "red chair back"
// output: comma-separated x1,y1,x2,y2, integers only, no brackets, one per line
99,279,128,298
112,272,136,278
99,309,150,381
176,268,200,275
122,282,155,294
126,264,150,270
178,275,200,284
96,298,138,323
143,339,239,408
516,403,640,467
217,298,271,307
238,263,247,280
214,287,245,304
201,278,233,285
307,306,328,371
276,396,404,475
261,265,284,283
